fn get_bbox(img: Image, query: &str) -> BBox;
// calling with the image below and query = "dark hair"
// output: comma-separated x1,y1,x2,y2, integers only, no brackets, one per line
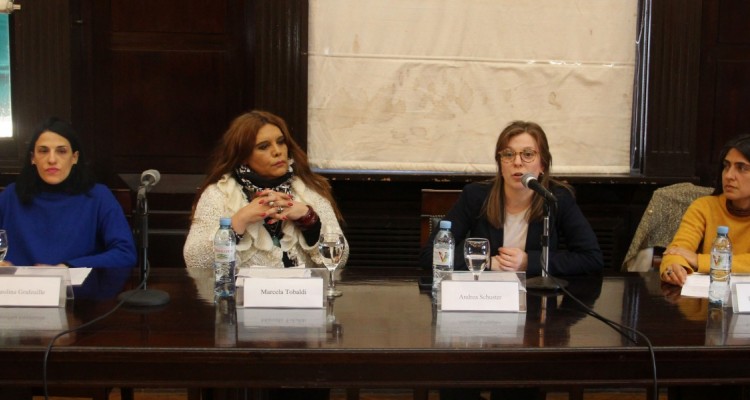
16,117,96,204
484,120,571,228
713,134,750,195
191,110,343,221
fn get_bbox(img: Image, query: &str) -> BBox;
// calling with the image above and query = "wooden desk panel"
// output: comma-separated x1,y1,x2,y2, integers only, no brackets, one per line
0,268,747,390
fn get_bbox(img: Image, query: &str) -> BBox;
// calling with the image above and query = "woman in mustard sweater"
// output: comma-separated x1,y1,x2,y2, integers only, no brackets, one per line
661,134,750,285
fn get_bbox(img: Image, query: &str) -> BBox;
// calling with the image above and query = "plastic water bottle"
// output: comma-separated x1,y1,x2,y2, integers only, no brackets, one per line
709,225,732,306
214,217,236,298
432,220,455,301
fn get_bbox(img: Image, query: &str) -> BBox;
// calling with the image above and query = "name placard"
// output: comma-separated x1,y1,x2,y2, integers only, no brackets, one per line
440,280,520,312
733,283,750,313
0,276,63,307
243,277,324,308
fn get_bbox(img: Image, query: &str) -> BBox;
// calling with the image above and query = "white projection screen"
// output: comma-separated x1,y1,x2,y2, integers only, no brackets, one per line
308,0,638,175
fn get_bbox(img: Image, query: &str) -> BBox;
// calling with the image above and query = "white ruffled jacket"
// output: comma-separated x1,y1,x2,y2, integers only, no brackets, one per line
183,174,347,269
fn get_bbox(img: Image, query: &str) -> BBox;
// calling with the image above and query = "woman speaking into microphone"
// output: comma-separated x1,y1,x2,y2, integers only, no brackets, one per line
419,120,603,277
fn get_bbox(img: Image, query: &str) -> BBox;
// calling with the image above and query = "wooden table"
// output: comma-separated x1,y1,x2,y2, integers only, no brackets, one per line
0,267,747,393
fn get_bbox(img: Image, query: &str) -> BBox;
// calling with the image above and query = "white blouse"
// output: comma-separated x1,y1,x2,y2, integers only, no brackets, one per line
503,208,529,250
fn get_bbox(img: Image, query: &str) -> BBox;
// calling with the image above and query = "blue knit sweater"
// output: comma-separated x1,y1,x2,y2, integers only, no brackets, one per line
0,183,137,268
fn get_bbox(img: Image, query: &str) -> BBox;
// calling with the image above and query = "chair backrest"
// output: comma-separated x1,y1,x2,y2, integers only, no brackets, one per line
420,189,461,247
622,182,714,271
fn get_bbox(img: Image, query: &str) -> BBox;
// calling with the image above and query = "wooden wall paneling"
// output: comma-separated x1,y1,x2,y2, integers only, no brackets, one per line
714,59,750,142
643,0,702,177
250,0,309,149
88,0,247,180
717,0,750,44
331,180,422,268
3,1,73,169
108,49,230,173
696,0,750,185
696,0,720,185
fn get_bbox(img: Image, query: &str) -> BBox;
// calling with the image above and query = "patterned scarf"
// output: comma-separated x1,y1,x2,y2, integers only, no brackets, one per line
232,161,298,266
233,160,294,200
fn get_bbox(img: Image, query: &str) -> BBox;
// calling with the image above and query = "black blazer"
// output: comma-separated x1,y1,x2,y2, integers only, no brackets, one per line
419,181,604,276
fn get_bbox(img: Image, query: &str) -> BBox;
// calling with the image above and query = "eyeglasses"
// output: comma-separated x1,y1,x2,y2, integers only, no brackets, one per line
498,148,538,164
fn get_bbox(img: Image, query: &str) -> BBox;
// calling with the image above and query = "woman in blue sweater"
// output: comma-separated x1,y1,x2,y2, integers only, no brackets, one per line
0,117,136,268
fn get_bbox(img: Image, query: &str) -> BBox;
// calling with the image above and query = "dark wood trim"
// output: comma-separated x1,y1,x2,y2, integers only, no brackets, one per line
643,0,702,177
2,1,74,171
250,0,309,150
321,171,699,185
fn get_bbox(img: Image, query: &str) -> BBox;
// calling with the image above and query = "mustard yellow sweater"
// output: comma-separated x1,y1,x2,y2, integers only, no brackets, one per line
660,194,750,275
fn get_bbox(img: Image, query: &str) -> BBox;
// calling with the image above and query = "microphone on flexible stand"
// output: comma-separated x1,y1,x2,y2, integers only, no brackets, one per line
118,169,170,307
521,173,567,291
521,173,557,204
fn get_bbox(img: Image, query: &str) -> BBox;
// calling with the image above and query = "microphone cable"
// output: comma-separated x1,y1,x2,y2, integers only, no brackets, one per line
41,271,149,400
537,260,659,400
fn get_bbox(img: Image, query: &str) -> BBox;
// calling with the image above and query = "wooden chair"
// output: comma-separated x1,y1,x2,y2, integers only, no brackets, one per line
419,189,461,247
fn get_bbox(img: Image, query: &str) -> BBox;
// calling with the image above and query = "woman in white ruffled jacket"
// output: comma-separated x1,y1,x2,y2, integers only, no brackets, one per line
184,110,347,270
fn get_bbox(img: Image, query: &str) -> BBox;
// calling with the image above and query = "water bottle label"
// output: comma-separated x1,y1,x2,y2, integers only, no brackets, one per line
215,246,235,262
711,252,731,269
433,248,453,267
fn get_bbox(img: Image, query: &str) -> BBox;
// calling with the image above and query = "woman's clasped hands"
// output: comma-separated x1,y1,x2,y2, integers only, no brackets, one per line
236,190,310,226
490,246,528,272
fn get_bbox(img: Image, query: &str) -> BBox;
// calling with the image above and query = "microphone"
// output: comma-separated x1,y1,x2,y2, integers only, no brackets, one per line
121,168,170,307
140,169,161,189
137,169,160,200
521,173,557,203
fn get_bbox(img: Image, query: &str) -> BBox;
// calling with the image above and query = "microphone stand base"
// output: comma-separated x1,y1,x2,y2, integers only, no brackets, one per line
118,289,170,307
526,276,568,291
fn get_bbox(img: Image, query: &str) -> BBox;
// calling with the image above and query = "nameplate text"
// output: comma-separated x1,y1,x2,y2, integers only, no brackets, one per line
0,276,63,307
243,277,324,308
441,280,520,312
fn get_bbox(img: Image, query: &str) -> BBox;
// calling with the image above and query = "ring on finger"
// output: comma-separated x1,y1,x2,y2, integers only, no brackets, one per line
277,206,284,214
268,200,275,207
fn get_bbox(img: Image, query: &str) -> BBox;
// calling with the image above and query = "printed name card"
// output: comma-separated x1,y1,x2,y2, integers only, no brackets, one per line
243,277,324,308
733,283,750,313
0,276,63,307
440,280,521,312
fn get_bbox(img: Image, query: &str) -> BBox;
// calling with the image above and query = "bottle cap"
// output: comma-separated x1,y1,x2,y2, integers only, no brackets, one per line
220,217,232,227
439,220,452,229
717,225,729,235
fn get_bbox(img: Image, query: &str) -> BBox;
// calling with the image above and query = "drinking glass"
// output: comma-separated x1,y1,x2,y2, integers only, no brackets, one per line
464,237,489,280
318,232,346,297
0,230,8,262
